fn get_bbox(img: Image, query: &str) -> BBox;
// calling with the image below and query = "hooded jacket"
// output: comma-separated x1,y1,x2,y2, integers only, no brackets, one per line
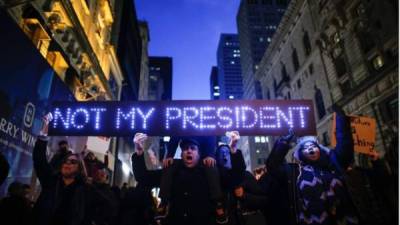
241,112,357,225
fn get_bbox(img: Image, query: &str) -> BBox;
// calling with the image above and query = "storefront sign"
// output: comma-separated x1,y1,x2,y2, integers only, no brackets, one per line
49,100,317,136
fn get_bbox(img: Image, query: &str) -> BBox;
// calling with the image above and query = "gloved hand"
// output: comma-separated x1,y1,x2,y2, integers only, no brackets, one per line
133,133,147,155
226,131,240,153
280,128,296,144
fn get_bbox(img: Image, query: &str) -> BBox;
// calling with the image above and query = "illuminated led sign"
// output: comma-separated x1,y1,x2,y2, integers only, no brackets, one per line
49,100,317,136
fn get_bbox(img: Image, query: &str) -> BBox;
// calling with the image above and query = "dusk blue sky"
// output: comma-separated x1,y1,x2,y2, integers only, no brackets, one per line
135,0,241,100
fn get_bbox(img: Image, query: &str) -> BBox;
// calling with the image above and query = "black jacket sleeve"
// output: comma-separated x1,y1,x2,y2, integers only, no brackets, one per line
0,151,9,186
332,113,354,169
266,140,291,172
131,153,162,188
231,149,246,172
33,138,53,187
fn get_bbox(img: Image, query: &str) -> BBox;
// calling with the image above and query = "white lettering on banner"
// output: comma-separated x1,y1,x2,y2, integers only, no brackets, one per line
50,102,314,135
165,106,310,130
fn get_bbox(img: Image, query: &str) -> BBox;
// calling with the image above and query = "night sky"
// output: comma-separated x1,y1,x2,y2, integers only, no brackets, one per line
135,0,241,100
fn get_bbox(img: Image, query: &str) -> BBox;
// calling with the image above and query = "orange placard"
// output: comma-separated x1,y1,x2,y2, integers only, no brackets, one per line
331,113,377,155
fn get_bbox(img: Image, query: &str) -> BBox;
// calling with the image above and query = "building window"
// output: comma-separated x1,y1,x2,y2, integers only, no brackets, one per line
357,32,375,53
371,55,385,71
255,136,261,143
247,0,258,4
339,80,351,96
265,88,270,100
297,79,302,89
255,80,263,99
281,65,288,79
287,92,291,99
308,63,314,75
314,86,326,119
292,48,300,72
333,32,341,44
333,56,347,78
303,31,312,56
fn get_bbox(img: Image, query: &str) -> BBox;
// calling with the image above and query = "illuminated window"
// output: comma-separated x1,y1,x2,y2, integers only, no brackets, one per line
255,136,261,143
229,95,235,99
256,149,261,154
231,61,235,64
333,32,341,44
260,136,266,143
213,92,220,96
372,55,384,70
267,37,272,43
214,86,220,90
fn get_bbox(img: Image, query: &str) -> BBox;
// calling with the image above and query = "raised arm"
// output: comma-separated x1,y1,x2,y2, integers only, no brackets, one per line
266,129,294,172
33,137,53,187
331,106,354,169
33,114,54,187
131,133,162,188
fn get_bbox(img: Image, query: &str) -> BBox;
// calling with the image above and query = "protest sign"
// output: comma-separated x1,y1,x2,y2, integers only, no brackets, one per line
331,114,377,155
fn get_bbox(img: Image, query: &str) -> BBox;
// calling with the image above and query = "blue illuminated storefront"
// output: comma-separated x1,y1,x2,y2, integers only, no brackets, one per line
0,10,75,196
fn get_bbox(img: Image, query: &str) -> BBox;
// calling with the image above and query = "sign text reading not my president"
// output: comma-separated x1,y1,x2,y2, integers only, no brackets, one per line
49,100,317,136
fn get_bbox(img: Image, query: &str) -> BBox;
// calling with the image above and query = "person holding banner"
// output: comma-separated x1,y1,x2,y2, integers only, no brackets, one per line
32,115,116,225
132,133,227,225
238,106,359,225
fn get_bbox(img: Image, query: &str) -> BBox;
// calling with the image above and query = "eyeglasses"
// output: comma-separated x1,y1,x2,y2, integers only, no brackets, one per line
64,159,79,165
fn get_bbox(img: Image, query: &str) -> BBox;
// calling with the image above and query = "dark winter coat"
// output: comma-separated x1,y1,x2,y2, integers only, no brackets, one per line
0,194,33,225
165,161,215,225
126,153,160,225
32,138,112,225
344,159,398,225
0,151,9,186
242,113,356,225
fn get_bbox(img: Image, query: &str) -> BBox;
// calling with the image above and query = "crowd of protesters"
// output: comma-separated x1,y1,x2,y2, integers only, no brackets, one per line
0,106,398,225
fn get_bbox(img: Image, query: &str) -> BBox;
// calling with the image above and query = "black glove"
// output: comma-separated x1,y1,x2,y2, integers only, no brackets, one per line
280,128,296,144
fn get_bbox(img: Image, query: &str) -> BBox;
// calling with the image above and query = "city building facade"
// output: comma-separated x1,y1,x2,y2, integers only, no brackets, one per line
237,0,290,170
255,0,398,167
147,56,173,170
0,0,146,186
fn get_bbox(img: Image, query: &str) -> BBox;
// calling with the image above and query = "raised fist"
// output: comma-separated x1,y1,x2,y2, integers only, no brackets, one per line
280,128,296,144
133,133,147,154
226,131,240,153
40,113,53,136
